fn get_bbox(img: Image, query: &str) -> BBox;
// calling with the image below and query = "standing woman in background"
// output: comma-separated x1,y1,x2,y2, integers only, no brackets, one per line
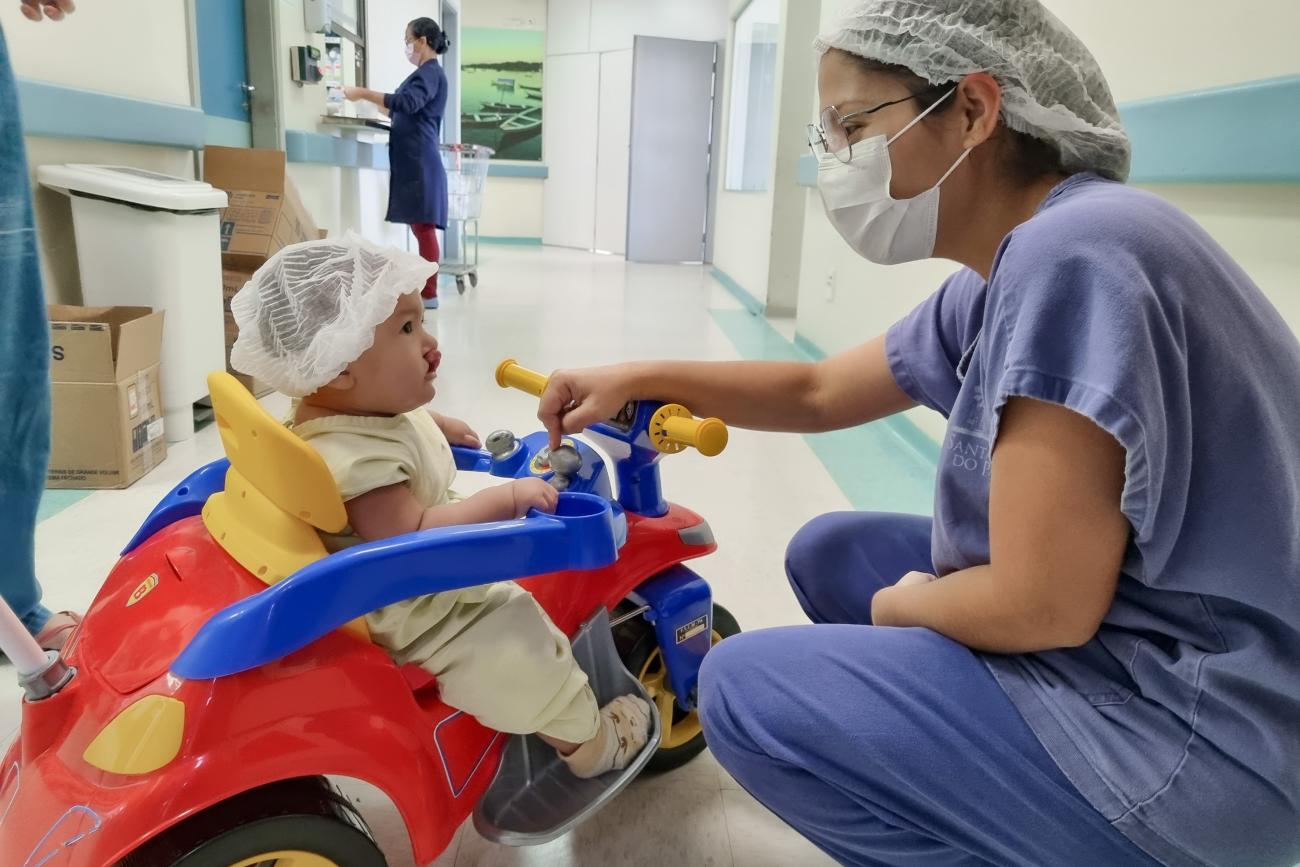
345,17,450,309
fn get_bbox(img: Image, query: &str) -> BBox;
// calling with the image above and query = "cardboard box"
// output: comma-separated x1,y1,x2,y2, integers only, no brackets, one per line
204,145,320,270
47,306,167,489
204,146,322,396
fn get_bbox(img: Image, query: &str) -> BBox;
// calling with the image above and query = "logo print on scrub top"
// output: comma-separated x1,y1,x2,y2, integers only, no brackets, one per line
946,333,991,478
126,572,160,607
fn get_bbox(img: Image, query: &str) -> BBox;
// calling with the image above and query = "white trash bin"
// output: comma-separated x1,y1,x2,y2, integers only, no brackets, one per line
37,165,228,441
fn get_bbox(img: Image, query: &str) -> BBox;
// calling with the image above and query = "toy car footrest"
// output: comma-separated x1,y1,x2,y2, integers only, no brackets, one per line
472,607,661,846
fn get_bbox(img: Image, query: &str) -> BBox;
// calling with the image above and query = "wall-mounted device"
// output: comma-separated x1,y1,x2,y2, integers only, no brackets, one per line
291,46,323,85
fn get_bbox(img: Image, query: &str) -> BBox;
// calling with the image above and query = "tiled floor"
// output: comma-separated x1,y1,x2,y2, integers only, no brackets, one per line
4,245,919,866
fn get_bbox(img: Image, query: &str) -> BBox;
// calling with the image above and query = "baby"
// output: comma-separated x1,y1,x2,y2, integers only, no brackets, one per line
229,234,650,779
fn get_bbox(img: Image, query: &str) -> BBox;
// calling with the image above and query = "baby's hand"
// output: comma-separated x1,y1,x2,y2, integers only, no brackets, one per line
430,411,481,448
509,478,558,517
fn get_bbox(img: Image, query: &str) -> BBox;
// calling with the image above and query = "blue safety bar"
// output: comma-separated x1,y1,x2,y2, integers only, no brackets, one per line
171,493,618,680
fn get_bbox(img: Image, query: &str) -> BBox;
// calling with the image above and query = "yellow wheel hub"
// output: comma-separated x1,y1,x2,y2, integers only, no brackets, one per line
637,630,724,750
228,853,340,867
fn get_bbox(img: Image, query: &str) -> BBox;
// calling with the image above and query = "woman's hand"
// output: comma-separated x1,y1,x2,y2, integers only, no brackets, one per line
895,570,938,588
430,411,481,448
342,85,364,102
20,0,75,21
538,365,639,450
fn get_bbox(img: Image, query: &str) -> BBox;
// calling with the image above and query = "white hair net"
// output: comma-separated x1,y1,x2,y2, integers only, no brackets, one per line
229,232,437,397
815,0,1131,181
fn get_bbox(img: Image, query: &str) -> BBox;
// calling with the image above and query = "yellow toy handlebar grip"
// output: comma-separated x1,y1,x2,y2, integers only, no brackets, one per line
495,358,549,397
660,413,729,457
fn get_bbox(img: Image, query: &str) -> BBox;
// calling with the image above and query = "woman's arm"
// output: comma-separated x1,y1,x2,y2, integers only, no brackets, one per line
538,335,915,447
342,85,387,110
871,397,1129,653
347,67,435,116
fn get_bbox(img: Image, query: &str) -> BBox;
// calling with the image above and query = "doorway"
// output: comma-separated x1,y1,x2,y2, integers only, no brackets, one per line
625,37,719,264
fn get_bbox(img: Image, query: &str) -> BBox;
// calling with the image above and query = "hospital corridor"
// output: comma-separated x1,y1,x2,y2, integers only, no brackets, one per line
1,1,1299,866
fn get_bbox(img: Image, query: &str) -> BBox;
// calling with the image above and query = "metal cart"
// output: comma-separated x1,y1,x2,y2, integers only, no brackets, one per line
439,143,494,294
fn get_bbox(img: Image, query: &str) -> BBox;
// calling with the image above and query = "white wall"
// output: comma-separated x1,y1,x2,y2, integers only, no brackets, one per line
277,0,382,243
1,5,198,304
594,49,632,254
793,0,1300,443
711,0,818,312
482,176,545,238
764,3,818,315
2,4,192,105
542,0,729,251
541,52,599,248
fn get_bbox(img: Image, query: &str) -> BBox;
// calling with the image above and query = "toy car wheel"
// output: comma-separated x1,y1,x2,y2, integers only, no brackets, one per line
614,602,741,774
116,776,386,867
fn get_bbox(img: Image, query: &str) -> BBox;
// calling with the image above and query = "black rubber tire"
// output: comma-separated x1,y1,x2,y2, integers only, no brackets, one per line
115,776,387,867
615,602,741,774
468,271,479,289
456,275,467,294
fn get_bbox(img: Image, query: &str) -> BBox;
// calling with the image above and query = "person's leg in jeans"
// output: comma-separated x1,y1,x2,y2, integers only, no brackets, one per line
697,511,1159,866
410,222,440,300
0,24,54,638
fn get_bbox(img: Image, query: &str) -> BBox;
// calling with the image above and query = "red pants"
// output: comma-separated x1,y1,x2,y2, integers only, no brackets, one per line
411,223,441,299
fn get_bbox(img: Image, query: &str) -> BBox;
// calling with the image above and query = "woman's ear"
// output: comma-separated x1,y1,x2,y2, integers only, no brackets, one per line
957,72,1003,150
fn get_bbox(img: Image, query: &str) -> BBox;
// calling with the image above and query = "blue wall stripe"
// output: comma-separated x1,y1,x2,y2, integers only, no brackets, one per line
285,131,551,175
16,74,1294,185
1121,75,1300,184
796,76,1300,187
480,235,543,245
204,116,252,148
16,78,206,149
285,129,390,170
709,266,766,315
15,78,553,178
488,162,548,178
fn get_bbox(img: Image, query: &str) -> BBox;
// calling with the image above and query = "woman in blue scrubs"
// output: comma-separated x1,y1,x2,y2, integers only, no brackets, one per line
345,17,449,308
537,1,1300,864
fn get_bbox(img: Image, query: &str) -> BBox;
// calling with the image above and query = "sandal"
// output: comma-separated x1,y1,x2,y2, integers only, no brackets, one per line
33,611,82,652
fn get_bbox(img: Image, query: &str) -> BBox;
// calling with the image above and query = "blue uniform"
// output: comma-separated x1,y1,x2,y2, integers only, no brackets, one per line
384,60,448,229
701,173,1300,866
0,24,53,634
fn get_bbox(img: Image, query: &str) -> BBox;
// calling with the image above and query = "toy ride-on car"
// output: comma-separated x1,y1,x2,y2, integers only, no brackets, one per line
0,359,740,866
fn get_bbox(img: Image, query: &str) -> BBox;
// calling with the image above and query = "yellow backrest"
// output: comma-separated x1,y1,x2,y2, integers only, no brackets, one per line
202,372,368,640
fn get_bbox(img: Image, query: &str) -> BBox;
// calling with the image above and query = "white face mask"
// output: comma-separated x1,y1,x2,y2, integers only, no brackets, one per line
817,89,971,266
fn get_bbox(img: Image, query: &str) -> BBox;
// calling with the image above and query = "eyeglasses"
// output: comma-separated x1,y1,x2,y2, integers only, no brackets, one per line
807,86,953,164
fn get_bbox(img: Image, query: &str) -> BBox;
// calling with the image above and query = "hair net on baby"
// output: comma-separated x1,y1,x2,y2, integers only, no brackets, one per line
815,0,1131,181
229,232,437,397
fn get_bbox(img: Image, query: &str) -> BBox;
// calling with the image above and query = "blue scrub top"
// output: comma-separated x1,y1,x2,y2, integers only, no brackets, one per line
887,173,1300,867
384,59,448,228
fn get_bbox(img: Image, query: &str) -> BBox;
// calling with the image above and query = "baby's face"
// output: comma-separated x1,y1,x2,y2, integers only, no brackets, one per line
341,292,442,414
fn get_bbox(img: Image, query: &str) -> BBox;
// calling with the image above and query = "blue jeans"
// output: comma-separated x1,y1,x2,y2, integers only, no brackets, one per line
698,512,1160,867
0,24,51,634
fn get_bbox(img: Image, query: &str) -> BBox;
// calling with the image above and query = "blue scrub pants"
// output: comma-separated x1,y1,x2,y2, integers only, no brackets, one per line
698,512,1159,867
0,25,52,634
